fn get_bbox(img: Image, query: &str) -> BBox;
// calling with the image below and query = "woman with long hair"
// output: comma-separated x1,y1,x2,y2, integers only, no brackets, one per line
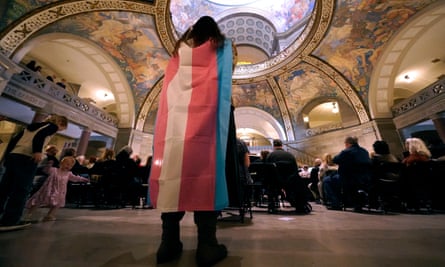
150,16,235,266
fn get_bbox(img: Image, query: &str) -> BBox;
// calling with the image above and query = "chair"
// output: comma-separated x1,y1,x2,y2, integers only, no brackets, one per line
400,160,434,212
273,161,312,214
248,162,277,209
370,161,404,213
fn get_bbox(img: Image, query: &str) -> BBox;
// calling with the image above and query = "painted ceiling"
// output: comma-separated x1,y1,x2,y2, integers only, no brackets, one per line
0,0,443,139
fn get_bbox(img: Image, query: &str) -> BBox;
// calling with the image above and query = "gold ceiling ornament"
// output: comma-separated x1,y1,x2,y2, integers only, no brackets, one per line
0,0,158,57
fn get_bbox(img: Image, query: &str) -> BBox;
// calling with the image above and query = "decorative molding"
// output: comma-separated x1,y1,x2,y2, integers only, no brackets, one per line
232,0,334,79
304,56,370,123
0,0,157,57
267,77,294,140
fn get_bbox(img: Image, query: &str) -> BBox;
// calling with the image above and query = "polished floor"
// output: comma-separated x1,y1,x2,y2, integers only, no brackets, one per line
1,203,445,267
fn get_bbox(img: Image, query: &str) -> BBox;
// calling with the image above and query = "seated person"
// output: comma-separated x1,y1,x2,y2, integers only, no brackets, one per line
332,136,372,211
370,140,401,210
318,153,338,206
266,139,311,214
307,158,322,202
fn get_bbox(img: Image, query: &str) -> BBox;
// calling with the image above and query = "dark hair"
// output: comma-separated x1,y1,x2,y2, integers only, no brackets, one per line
345,136,358,145
173,16,225,56
273,139,282,147
373,140,390,155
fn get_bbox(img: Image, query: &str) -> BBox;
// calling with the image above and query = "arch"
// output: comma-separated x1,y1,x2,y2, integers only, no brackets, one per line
369,1,445,119
234,106,286,141
12,33,135,128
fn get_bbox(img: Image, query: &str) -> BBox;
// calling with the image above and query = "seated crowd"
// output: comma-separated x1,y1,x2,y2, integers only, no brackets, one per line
26,136,445,215
247,136,445,214
30,145,152,209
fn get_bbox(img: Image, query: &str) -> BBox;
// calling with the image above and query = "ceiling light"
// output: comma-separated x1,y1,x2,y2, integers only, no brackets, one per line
332,102,339,113
404,75,410,80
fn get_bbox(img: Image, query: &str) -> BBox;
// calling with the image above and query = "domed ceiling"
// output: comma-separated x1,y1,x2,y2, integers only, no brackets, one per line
0,0,444,144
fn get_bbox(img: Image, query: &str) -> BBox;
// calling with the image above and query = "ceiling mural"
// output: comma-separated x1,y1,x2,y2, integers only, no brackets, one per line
232,81,282,126
0,0,64,31
313,0,436,105
170,0,315,34
35,11,170,112
0,0,442,142
275,63,346,133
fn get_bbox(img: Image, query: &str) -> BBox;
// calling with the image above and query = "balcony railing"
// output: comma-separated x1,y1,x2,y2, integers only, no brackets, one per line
392,78,445,117
10,70,118,127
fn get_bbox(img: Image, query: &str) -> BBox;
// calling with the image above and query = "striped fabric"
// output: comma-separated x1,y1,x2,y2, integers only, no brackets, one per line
150,39,233,212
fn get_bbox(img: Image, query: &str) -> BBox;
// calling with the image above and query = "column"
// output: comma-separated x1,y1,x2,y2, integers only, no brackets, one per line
32,109,50,123
431,113,445,144
77,128,91,156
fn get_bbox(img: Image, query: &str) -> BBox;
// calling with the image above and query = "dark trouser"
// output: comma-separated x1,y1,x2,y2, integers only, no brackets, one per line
0,153,37,225
160,210,219,244
323,174,341,207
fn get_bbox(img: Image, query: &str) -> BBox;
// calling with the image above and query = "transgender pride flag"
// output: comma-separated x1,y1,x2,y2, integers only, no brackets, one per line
149,39,233,212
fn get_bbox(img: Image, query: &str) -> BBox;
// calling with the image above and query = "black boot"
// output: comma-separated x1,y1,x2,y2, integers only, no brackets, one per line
157,212,184,264
194,211,227,267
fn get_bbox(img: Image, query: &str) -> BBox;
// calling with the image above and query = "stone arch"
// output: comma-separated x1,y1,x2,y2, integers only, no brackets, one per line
12,33,135,128
369,1,445,119
234,106,286,141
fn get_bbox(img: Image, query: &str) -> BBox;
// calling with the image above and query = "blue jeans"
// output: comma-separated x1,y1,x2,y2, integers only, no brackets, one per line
0,153,37,225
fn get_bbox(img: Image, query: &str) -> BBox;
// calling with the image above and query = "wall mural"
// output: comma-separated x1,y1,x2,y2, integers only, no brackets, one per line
36,11,170,112
314,0,436,106
0,0,436,137
275,63,346,134
232,81,282,125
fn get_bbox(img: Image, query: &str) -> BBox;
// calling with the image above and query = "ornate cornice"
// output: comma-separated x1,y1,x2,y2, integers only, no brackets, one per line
0,0,158,57
232,0,334,79
267,77,294,140
303,56,370,123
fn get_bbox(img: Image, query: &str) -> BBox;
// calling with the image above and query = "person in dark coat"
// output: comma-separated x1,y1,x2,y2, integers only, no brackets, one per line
333,136,372,211
0,115,68,230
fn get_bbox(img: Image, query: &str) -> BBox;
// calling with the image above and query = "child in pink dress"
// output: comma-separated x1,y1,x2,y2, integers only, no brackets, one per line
26,156,89,221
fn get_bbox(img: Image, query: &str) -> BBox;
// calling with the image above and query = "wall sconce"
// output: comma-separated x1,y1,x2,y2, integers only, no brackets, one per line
303,116,309,123
332,102,339,113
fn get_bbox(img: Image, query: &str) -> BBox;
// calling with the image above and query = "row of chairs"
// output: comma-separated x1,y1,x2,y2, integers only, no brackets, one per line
247,161,312,214
365,159,445,213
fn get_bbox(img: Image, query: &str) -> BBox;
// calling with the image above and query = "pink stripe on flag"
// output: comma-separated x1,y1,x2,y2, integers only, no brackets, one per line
178,44,218,210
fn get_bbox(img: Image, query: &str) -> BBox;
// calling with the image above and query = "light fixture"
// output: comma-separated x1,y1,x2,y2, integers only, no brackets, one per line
332,102,339,113
404,75,410,80
303,116,309,123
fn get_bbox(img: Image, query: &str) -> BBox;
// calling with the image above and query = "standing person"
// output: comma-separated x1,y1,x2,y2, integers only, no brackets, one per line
149,16,235,266
25,156,89,222
0,114,68,230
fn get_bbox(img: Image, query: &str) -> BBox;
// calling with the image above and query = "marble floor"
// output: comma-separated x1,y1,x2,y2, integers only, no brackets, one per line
1,203,445,267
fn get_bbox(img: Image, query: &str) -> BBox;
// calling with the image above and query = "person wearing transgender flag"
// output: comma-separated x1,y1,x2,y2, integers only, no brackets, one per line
149,16,237,266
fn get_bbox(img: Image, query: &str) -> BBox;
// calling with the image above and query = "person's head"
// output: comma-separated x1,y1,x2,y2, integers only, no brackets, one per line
405,137,432,157
272,139,283,149
45,145,59,156
322,153,333,164
373,140,390,155
60,156,76,171
62,148,76,157
101,148,115,161
314,158,322,166
173,16,225,55
119,145,133,156
46,114,68,131
344,136,358,148
260,150,270,160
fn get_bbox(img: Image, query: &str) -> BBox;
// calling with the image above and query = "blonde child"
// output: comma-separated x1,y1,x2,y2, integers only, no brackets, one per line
25,156,89,221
